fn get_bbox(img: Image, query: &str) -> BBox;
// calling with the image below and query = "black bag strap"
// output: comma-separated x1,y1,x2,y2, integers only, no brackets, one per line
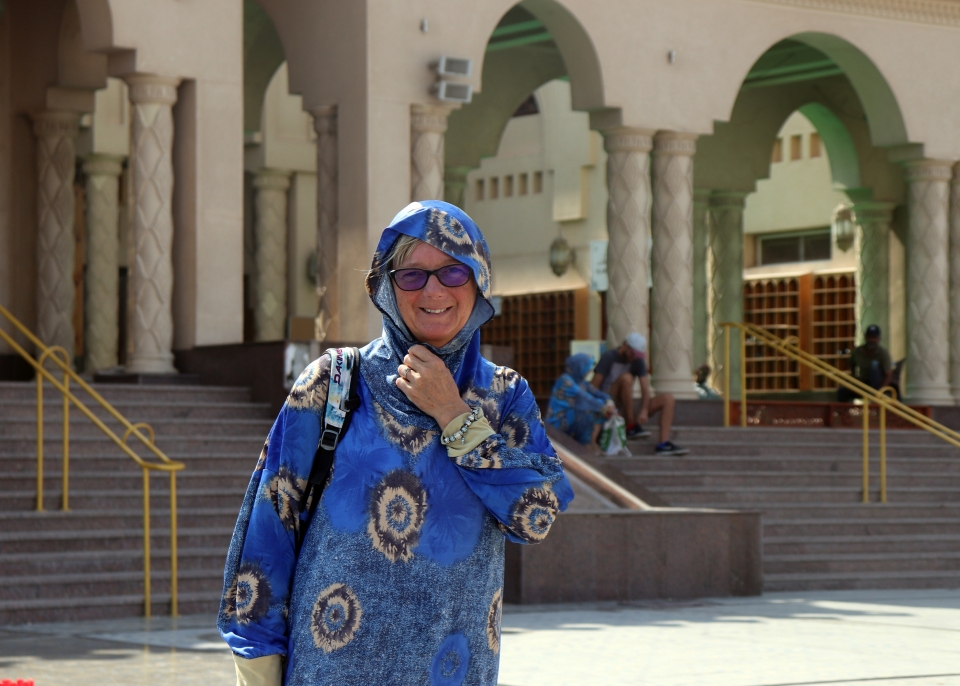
296,347,360,553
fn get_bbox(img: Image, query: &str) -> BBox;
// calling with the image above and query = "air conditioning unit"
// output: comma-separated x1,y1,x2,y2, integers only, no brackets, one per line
436,56,472,78
435,81,473,104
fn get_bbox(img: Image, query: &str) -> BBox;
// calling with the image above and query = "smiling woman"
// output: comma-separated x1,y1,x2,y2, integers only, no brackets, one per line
219,200,573,686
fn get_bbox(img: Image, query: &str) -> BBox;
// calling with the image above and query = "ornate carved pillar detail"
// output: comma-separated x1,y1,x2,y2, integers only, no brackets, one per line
853,202,894,344
82,154,124,372
904,160,952,405
602,128,654,348
124,74,180,374
312,106,338,342
708,191,746,396
253,169,292,341
950,164,960,402
692,188,712,371
651,132,697,399
33,111,79,360
444,165,472,209
410,104,449,201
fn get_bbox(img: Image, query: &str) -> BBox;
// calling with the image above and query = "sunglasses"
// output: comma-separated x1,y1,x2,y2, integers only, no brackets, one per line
388,264,472,291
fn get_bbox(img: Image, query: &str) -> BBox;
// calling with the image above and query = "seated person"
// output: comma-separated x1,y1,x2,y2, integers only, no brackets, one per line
695,363,722,400
546,353,615,446
592,332,688,456
838,324,893,403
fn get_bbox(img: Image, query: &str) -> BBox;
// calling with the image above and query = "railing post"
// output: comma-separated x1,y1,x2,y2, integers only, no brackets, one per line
35,363,44,512
862,399,870,503
739,328,747,428
879,404,887,503
143,467,151,618
170,472,179,617
61,362,69,511
723,325,731,427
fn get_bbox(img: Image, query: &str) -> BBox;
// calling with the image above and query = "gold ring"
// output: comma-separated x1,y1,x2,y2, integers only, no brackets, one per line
402,366,411,381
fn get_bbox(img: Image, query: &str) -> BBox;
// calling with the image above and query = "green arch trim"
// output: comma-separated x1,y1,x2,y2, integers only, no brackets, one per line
798,102,861,189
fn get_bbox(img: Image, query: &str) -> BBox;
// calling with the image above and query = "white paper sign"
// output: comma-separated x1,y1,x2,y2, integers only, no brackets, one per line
590,239,608,292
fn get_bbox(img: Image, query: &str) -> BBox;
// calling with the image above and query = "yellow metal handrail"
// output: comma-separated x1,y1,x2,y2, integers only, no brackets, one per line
0,304,183,616
720,321,960,503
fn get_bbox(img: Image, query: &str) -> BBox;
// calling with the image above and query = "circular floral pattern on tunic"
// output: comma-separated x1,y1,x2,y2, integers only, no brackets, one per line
268,466,306,531
310,583,362,653
486,589,503,655
510,486,560,542
367,470,427,562
234,562,272,625
502,413,530,449
286,357,330,410
430,633,471,686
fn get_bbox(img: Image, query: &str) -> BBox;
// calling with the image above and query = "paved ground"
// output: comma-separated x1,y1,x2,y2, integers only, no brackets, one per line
1,589,958,685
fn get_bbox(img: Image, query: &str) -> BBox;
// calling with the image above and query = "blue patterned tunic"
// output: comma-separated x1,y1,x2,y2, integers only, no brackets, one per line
219,201,573,685
545,353,611,445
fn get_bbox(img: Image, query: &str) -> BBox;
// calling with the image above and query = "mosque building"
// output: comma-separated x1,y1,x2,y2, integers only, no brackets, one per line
3,0,960,409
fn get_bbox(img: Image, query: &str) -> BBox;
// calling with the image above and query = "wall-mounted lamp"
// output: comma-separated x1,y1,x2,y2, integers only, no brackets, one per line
549,236,573,276
667,50,676,64
832,204,856,252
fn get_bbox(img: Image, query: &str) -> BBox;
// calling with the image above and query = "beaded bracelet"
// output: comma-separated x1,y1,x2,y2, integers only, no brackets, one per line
441,406,483,446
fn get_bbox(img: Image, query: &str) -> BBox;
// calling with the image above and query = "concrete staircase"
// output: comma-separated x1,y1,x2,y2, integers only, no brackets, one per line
609,426,960,592
0,381,273,624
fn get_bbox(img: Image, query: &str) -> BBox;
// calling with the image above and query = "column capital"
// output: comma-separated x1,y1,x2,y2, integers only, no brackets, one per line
653,131,697,157
693,187,712,206
851,201,896,224
410,103,451,134
253,168,293,191
82,153,125,177
602,127,654,154
709,190,748,209
311,105,338,135
124,74,180,106
903,158,954,182
32,110,79,139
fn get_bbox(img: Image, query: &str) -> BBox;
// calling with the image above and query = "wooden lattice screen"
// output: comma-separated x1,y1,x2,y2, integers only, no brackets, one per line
481,290,576,397
742,271,856,392
812,273,856,389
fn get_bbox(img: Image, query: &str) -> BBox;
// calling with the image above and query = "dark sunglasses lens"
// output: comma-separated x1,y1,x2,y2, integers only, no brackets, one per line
436,264,471,287
392,269,429,291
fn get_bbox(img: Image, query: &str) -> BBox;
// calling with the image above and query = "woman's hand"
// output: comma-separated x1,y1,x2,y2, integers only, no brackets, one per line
396,345,470,428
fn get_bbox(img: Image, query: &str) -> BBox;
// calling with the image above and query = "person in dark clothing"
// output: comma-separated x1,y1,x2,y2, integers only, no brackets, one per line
838,324,893,402
591,332,688,456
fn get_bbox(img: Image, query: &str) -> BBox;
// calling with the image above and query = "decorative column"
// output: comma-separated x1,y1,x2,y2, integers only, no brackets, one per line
124,74,180,374
853,202,894,343
949,164,960,402
651,132,697,399
692,188,711,371
82,154,124,372
252,169,292,341
603,127,654,348
708,191,746,396
33,111,80,360
444,165,472,209
410,104,450,201
904,160,952,405
312,106,338,342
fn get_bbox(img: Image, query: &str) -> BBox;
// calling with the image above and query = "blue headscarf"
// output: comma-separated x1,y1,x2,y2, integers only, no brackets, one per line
361,201,495,429
564,353,595,383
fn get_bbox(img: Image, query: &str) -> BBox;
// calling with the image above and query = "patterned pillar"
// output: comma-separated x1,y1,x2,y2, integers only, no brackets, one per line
692,188,711,371
312,106,339,342
124,74,180,374
904,160,952,405
708,191,746,396
603,127,654,348
253,169,292,342
33,111,79,360
410,104,449,201
651,132,697,399
853,202,894,344
949,165,960,402
82,154,124,372
444,165,472,209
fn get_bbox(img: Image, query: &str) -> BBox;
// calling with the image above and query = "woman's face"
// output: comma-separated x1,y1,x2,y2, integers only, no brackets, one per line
392,242,477,348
